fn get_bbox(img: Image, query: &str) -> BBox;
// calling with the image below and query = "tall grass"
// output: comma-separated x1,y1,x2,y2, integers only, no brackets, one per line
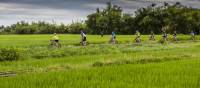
0,34,200,88
0,59,199,88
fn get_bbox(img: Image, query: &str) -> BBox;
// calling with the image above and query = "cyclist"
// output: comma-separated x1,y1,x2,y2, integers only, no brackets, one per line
100,31,104,37
173,31,178,41
191,30,195,40
162,30,168,41
135,30,141,43
149,31,155,41
81,30,87,46
110,31,116,44
50,33,61,48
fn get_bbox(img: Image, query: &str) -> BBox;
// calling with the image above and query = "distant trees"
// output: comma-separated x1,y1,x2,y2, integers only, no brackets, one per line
68,22,88,34
1,2,200,35
86,2,200,34
125,2,200,34
0,21,87,34
86,2,124,34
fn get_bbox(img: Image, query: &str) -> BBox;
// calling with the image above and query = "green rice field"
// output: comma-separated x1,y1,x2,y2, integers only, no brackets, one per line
0,34,200,88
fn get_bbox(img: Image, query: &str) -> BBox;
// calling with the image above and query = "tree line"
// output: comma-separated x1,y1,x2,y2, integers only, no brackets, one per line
0,2,200,35
0,21,87,34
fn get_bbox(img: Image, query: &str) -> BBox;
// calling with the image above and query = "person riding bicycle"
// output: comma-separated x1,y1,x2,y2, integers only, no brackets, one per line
52,33,59,42
50,33,61,48
135,30,141,43
149,31,155,41
173,31,177,41
110,31,116,44
100,31,104,37
162,30,168,41
81,30,87,46
191,30,195,40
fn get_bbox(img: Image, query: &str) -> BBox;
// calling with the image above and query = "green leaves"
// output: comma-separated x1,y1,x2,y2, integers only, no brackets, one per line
86,2,124,34
0,48,24,61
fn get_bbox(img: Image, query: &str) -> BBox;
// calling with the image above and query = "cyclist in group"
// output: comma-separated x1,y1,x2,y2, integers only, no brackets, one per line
173,31,178,41
100,31,104,37
191,30,195,40
135,30,141,43
149,31,155,41
81,30,87,46
110,31,116,44
162,30,168,41
50,33,61,48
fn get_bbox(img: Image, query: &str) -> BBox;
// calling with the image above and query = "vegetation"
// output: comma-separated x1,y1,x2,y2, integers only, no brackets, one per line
86,2,200,34
0,48,23,61
0,1,200,88
1,2,200,34
0,35,200,87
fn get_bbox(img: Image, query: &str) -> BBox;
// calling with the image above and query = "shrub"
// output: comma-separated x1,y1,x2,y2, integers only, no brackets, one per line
0,48,22,61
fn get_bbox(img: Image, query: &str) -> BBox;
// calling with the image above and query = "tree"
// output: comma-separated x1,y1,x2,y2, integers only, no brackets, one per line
86,2,124,34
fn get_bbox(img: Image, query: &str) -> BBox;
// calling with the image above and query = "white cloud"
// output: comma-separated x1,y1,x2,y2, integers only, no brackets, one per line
83,3,107,9
0,2,90,26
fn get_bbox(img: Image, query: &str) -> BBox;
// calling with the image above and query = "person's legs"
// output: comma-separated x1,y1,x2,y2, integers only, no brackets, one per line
151,36,154,40
111,37,115,44
135,37,138,43
82,37,87,46
174,36,176,41
174,36,177,41
111,38,114,44
149,36,152,40
54,40,60,47
192,36,195,40
163,36,166,41
137,36,141,43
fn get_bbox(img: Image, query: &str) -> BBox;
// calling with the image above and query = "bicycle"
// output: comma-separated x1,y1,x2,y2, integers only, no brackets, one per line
135,36,141,43
109,37,118,44
173,36,178,41
80,41,87,46
49,39,61,48
149,35,155,41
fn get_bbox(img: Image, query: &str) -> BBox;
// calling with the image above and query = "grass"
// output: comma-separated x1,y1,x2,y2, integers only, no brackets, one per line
0,34,199,47
0,59,199,88
0,34,200,88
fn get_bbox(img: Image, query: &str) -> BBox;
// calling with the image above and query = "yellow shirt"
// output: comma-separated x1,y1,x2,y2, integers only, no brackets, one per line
52,35,59,40
136,32,140,36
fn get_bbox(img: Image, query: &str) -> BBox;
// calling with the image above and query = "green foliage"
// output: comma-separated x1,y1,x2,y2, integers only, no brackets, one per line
86,2,126,34
134,3,200,34
2,21,69,34
28,45,121,59
68,22,88,34
0,48,22,61
86,2,200,34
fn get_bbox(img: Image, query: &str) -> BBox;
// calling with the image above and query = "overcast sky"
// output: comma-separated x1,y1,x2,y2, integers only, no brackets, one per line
0,0,200,26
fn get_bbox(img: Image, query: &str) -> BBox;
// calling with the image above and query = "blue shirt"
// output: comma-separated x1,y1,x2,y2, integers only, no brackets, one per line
112,32,115,37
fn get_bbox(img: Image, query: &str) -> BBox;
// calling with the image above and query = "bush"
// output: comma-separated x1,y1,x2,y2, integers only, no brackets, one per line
0,48,22,61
